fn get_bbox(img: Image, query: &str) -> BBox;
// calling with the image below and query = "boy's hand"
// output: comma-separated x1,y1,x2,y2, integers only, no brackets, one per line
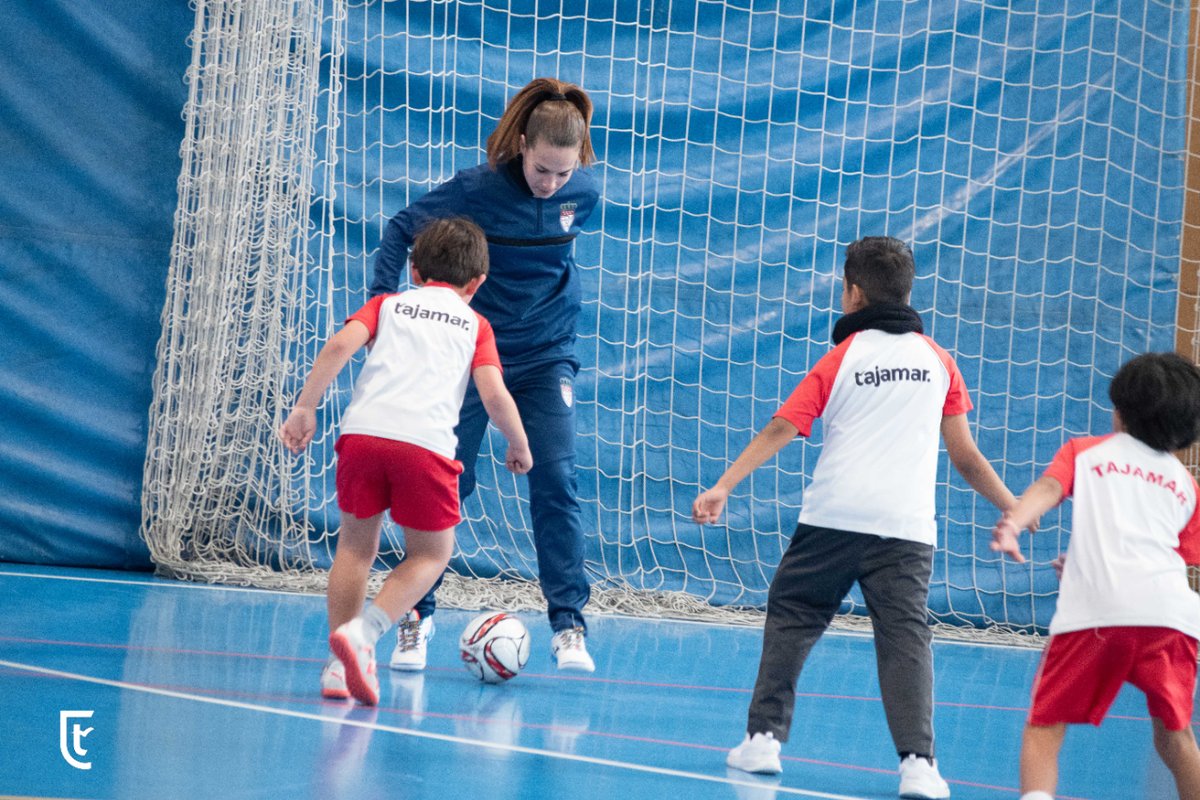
279,407,317,454
1051,554,1066,580
990,513,1025,563
692,487,729,525
505,443,533,475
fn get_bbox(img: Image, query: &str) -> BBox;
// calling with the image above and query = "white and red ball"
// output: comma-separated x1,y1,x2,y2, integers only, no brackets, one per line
459,612,531,684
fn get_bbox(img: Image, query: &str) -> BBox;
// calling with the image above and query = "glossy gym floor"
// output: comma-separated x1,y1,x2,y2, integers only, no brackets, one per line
0,565,1180,799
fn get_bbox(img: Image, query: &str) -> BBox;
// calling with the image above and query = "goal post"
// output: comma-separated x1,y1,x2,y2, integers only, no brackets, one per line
1180,0,1200,482
143,0,1200,636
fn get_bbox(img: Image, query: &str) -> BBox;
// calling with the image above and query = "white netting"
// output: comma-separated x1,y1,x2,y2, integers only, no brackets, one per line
143,0,1200,640
142,0,332,586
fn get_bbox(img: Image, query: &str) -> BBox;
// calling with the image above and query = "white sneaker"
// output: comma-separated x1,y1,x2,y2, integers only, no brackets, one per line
898,754,950,799
726,732,782,775
320,658,350,700
329,619,379,706
389,610,434,671
551,627,595,672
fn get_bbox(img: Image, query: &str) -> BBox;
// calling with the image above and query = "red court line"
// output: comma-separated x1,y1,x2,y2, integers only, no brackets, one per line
4,661,1067,799
0,634,1176,725
0,635,304,663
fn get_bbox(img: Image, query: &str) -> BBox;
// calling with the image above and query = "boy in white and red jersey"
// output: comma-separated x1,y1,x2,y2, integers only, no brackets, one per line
991,352,1200,800
693,237,1016,799
279,218,533,706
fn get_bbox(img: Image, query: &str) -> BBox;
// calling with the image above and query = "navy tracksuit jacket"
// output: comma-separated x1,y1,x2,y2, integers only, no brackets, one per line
371,157,599,632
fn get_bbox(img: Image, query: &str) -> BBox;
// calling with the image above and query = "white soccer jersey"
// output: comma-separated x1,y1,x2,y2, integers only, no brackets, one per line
775,329,973,544
1043,433,1200,638
339,283,500,460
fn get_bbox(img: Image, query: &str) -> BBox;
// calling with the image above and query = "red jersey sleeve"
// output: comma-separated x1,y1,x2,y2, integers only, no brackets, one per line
919,336,973,416
345,294,389,339
774,338,853,436
1043,439,1079,498
1041,435,1110,499
472,313,502,371
1176,477,1200,564
942,361,972,415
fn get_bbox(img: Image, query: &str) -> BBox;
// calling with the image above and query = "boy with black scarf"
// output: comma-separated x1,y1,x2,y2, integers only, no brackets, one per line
692,236,1017,799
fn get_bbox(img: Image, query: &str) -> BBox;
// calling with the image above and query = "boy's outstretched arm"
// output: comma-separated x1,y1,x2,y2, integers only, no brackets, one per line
692,417,799,524
279,321,371,454
941,413,1017,511
472,364,533,474
991,475,1064,563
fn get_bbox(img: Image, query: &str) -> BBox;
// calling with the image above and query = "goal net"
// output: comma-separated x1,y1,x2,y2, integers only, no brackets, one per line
142,0,1200,636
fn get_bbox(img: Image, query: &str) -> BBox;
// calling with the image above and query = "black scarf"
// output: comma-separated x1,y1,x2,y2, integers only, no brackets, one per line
831,302,924,345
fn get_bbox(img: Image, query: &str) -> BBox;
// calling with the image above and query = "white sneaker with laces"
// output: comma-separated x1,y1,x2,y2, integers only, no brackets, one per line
389,610,435,671
329,618,380,706
550,627,595,672
898,754,950,799
726,732,782,775
320,658,350,700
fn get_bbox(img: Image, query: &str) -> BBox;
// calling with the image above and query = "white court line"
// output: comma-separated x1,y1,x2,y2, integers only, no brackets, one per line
0,659,869,800
0,568,1039,651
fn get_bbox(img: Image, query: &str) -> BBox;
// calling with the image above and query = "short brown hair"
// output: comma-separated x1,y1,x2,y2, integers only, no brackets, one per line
486,77,595,168
843,237,915,305
409,218,488,287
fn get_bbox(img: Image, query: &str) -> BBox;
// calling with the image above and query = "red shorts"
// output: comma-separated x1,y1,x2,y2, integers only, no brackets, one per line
1029,626,1198,730
334,434,463,531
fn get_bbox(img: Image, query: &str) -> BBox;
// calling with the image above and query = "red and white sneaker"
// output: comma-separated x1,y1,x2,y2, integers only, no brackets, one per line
320,658,349,700
329,619,379,706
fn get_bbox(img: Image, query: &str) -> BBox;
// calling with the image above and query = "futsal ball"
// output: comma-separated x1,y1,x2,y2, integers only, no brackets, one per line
459,612,531,684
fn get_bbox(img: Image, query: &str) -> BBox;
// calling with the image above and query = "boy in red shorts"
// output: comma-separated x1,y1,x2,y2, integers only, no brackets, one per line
992,352,1200,800
279,217,532,706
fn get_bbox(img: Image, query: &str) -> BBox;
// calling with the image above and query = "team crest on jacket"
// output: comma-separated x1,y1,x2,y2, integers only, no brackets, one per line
559,202,577,233
559,377,574,407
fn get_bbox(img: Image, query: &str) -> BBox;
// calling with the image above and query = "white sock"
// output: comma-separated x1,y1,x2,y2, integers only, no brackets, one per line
1020,791,1054,800
360,603,393,644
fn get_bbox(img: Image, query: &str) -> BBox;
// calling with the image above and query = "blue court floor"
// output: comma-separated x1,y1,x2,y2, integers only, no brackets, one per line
0,565,1185,799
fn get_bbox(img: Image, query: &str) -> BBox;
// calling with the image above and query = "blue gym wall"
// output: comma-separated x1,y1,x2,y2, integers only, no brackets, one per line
0,1,193,567
0,2,1194,636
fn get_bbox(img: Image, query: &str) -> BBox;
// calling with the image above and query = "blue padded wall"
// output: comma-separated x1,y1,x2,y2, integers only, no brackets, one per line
0,1,193,567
